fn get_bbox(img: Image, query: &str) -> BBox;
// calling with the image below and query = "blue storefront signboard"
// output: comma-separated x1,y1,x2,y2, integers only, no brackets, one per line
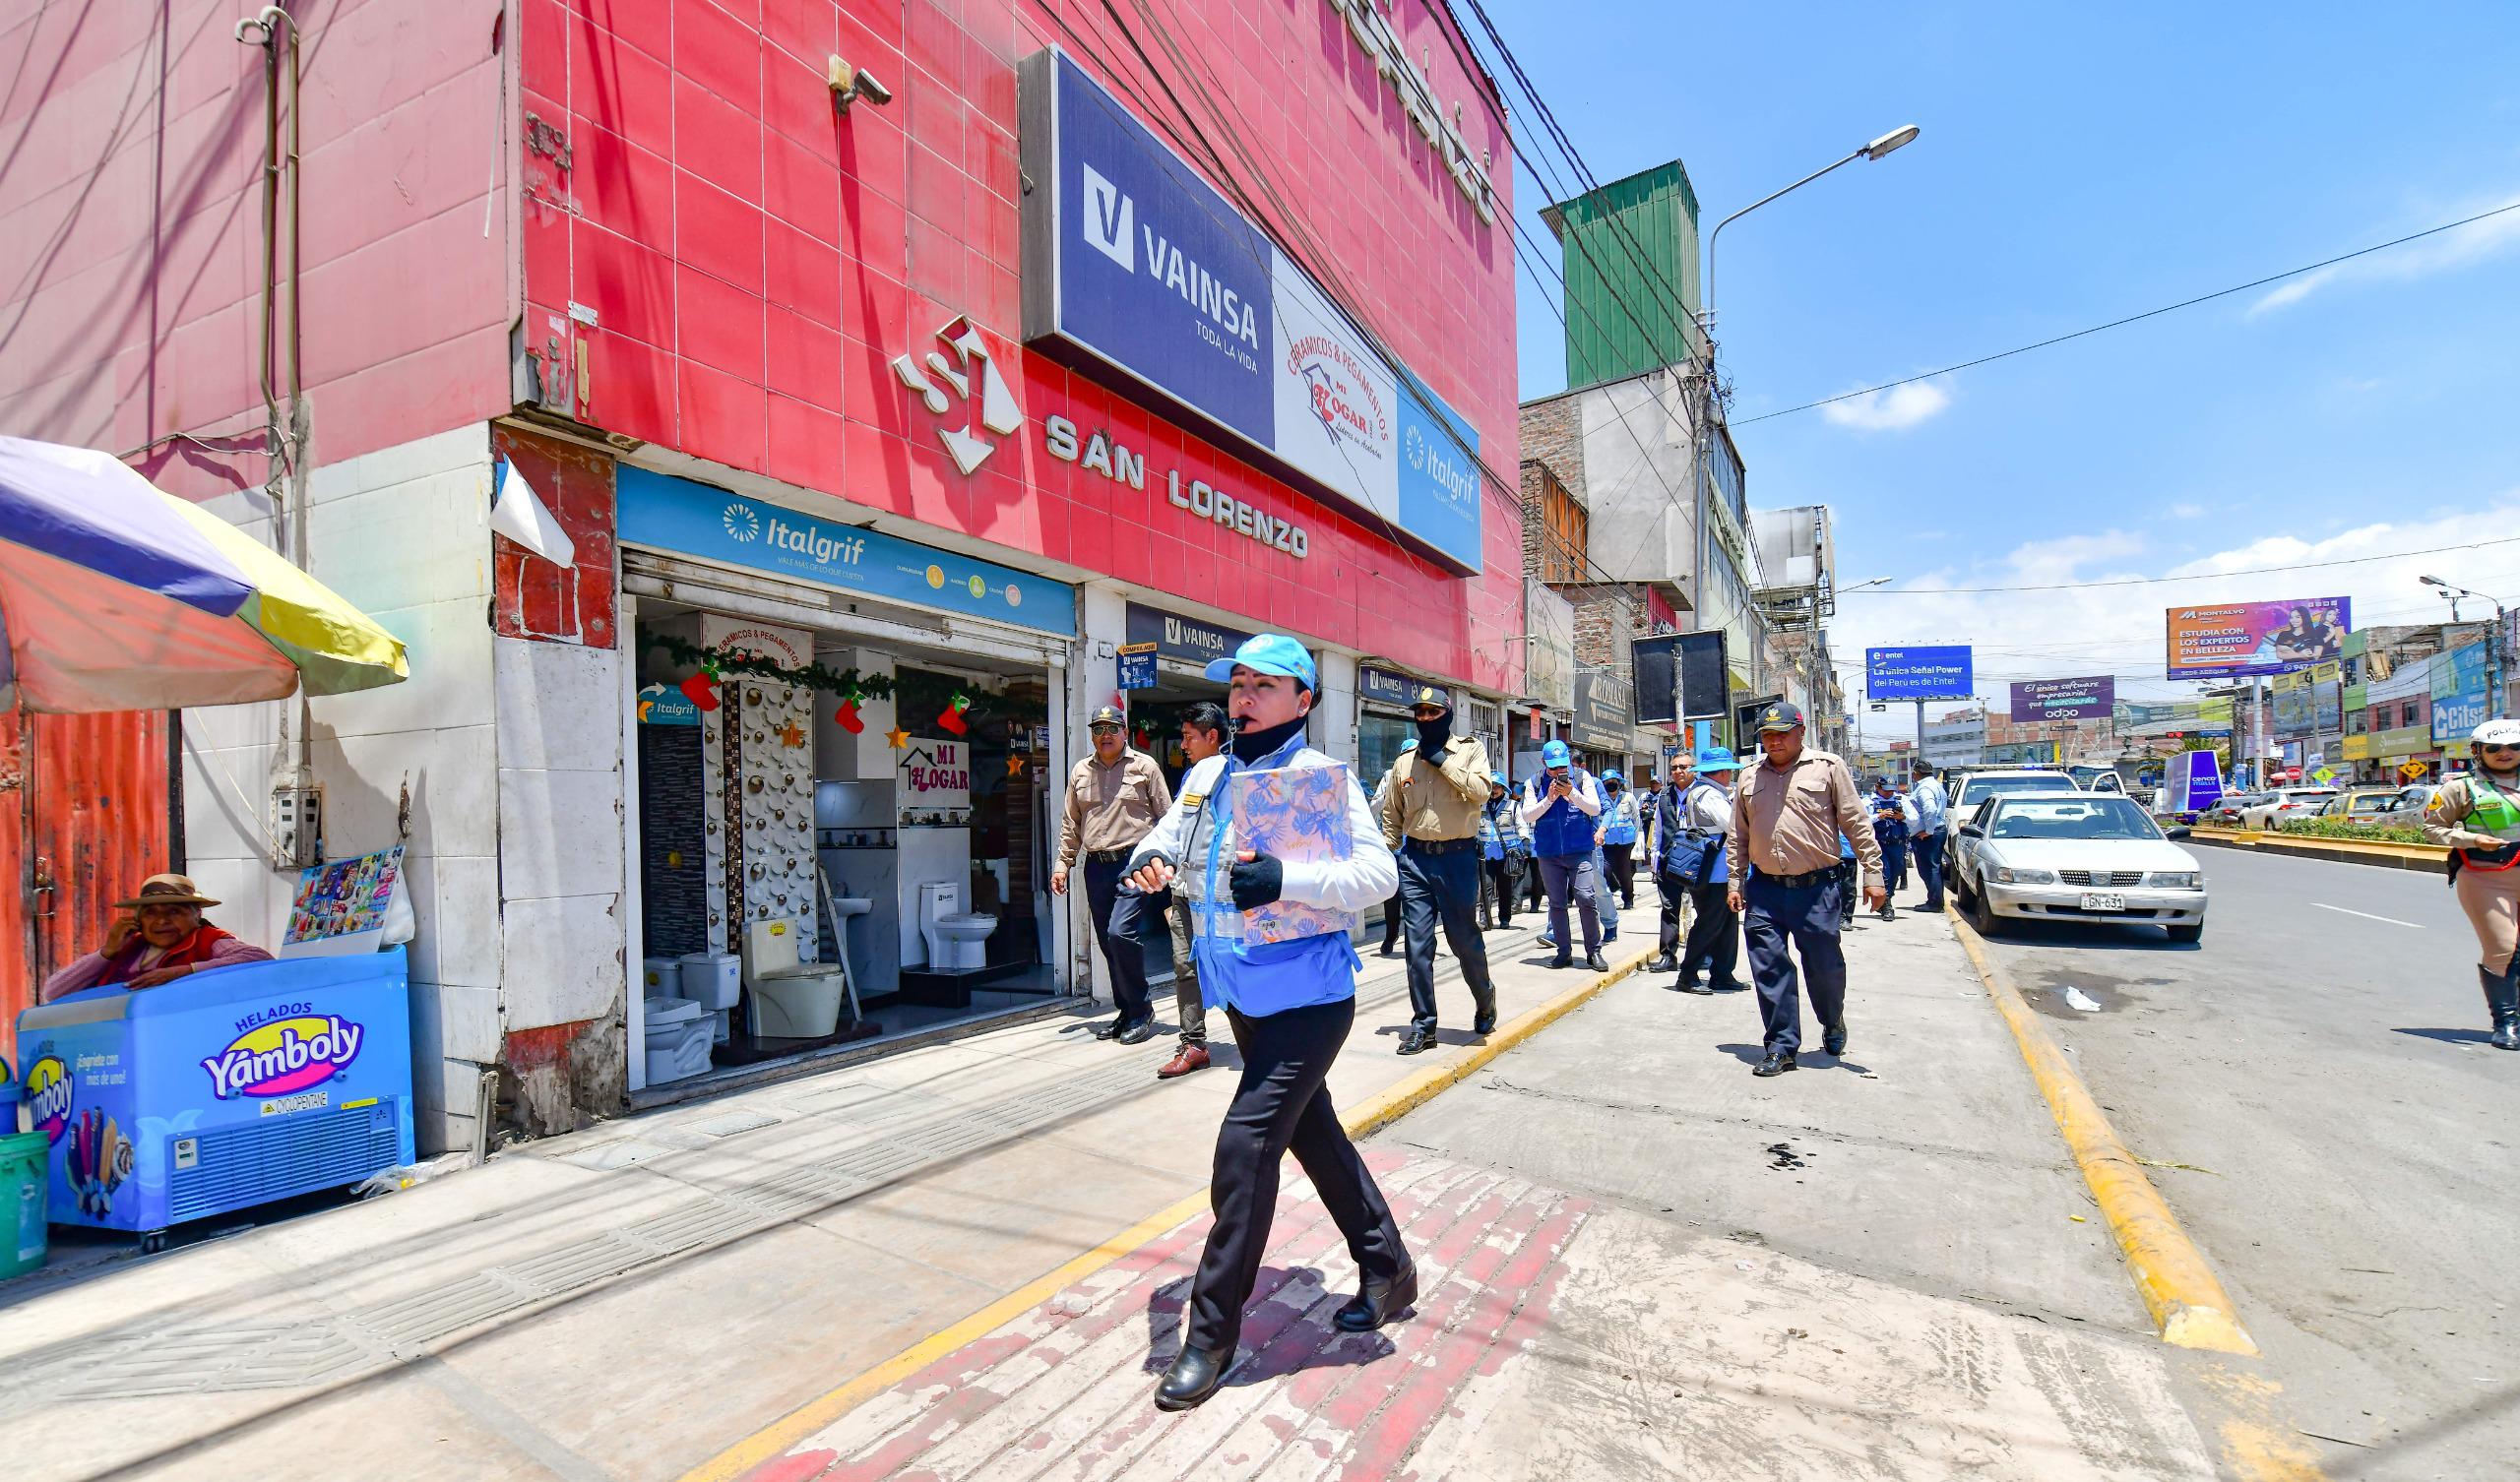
1117,643,1158,691
1358,666,1447,711
1020,47,1482,575
617,466,1075,638
2430,642,2488,746
1865,646,1975,701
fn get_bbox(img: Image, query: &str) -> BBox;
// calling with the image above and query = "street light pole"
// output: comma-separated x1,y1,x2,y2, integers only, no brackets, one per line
2424,576,2510,720
1693,127,1919,752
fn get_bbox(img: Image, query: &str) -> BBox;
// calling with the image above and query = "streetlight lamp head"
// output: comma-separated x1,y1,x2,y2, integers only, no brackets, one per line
1862,125,1922,159
2420,575,2446,588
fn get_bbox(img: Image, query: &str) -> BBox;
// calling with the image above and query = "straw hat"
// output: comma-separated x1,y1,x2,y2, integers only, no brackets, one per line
113,873,220,909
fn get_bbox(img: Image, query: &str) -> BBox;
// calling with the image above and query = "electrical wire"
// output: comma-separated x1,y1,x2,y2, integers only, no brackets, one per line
1839,532,2520,595
1734,199,2520,427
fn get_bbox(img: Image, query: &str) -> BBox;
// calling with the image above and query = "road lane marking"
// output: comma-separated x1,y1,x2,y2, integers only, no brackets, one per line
2312,902,2423,928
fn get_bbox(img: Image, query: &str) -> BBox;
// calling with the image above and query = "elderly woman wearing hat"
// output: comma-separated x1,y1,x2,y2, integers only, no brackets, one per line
39,873,273,1003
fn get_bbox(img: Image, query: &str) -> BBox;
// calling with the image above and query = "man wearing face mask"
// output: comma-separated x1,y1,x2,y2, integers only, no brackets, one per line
1378,686,1499,1055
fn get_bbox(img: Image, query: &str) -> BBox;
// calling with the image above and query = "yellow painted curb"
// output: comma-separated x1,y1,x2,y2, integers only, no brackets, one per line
1949,909,2257,1356
674,946,1649,1482
2189,826,2446,866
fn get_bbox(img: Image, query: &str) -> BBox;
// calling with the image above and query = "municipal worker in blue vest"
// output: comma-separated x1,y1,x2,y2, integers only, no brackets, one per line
1123,635,1412,1410
1519,739,1608,971
1379,686,1499,1056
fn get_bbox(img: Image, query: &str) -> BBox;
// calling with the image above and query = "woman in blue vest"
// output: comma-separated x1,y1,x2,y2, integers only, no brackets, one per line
1599,772,1641,910
1124,635,1410,1409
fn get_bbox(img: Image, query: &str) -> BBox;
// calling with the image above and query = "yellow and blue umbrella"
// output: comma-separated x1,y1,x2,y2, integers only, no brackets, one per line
0,437,409,713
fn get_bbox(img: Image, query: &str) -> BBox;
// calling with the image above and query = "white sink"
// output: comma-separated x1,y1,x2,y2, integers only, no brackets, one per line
829,896,874,918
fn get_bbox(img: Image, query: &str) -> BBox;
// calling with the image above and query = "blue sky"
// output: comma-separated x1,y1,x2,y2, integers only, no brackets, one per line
1485,3,2520,729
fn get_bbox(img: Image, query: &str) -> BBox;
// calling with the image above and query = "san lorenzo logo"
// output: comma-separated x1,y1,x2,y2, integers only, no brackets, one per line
202,1015,366,1100
25,1055,71,1143
892,315,1022,476
723,504,761,542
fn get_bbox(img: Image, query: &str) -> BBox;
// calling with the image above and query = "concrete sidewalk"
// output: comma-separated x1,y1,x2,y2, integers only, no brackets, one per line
712,905,2232,1481
0,919,1592,1482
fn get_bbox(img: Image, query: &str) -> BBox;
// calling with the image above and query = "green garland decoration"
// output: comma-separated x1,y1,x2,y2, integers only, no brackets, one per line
655,634,897,702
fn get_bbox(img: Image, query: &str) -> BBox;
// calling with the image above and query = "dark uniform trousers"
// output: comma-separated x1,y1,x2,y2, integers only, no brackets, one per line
1083,853,1154,1025
1479,854,1521,928
1400,839,1495,1032
1744,871,1848,1054
1660,872,1741,989
1184,997,1408,1355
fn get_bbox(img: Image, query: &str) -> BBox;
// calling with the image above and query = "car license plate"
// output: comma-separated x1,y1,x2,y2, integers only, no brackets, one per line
2080,893,2126,911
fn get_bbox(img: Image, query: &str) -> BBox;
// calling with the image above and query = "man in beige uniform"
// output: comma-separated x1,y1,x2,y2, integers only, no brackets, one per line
1725,701,1884,1077
1379,687,1498,1055
1054,705,1171,1043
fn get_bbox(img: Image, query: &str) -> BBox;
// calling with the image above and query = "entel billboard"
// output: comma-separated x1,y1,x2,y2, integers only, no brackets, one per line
1865,646,1975,701
1018,48,1482,574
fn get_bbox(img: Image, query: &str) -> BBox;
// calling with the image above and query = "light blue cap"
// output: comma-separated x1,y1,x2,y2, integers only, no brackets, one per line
1488,770,1507,787
1400,738,1418,751
1695,746,1738,772
1203,633,1317,690
1541,739,1572,768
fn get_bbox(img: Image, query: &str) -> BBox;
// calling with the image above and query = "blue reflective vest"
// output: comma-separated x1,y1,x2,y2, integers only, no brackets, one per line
1179,730,1368,1019
1527,770,1596,858
1602,793,1639,846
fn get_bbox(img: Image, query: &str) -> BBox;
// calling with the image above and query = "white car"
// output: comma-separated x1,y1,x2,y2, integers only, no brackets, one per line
1943,769,2084,846
1951,793,2207,943
2236,786,2338,829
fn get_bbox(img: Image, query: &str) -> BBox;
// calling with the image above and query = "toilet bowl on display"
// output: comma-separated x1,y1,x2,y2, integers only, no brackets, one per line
916,882,997,974
739,918,847,1038
643,995,712,1084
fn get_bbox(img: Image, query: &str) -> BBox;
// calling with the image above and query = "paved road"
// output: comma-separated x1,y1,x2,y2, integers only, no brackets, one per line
1973,843,2518,1479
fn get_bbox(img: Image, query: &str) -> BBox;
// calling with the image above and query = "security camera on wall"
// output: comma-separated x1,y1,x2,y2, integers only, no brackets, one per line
828,56,893,113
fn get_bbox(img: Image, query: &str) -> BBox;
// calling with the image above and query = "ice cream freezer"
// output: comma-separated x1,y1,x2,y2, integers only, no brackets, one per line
14,948,416,1250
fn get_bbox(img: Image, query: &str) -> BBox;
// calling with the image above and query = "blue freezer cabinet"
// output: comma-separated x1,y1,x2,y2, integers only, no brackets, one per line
14,948,416,1249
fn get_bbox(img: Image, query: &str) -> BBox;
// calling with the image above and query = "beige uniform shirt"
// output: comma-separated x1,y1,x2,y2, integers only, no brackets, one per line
1725,747,1884,886
1058,748,1170,866
1377,737,1492,846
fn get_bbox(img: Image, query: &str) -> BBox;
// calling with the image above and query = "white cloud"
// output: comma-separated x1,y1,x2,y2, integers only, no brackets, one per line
2167,502,2208,520
2249,192,2520,315
1819,381,1950,432
1830,494,2520,744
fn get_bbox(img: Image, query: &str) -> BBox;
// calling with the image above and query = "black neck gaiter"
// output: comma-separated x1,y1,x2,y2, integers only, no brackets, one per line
1232,711,1308,762
1414,715,1452,754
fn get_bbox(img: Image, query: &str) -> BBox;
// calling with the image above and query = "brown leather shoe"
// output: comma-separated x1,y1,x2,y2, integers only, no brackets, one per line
1156,1043,1211,1079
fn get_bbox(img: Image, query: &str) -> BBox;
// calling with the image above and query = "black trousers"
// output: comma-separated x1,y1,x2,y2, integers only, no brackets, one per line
1379,888,1404,951
1084,856,1153,1025
1185,997,1408,1354
1480,855,1520,926
1401,843,1495,1032
1745,873,1847,1054
1603,842,1637,908
1660,871,1741,988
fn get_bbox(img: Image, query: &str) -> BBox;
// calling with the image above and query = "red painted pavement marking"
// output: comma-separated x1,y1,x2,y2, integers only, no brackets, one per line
1251,1182,1562,1482
1326,1198,1592,1482
759,1155,1572,1482
1167,1167,1522,1482
1388,1206,1589,1482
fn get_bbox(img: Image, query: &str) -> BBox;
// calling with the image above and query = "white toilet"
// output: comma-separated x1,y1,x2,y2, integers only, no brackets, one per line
917,882,997,973
739,917,848,1038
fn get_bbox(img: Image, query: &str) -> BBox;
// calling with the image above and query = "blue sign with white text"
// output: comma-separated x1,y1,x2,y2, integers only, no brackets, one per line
1023,49,1481,575
617,466,1076,638
1865,646,1975,701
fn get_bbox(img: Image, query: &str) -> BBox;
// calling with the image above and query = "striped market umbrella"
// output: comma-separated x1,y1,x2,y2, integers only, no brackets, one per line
0,436,409,713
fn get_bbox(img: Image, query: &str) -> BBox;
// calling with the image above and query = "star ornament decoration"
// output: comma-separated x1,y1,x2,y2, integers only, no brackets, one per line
885,725,912,750
778,720,807,748
1006,755,1027,776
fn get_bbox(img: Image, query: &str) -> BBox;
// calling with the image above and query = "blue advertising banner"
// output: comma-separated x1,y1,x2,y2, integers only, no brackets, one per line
1865,647,1975,701
1116,644,1158,691
1021,48,1481,575
617,466,1076,638
2430,642,2489,745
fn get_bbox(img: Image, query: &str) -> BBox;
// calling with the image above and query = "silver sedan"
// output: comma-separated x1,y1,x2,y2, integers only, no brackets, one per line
1952,793,2208,944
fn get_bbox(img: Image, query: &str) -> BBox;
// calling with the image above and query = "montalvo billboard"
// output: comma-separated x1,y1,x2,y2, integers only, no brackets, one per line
2164,598,2351,680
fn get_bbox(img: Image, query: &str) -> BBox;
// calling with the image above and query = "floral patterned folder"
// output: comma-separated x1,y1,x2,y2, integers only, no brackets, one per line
1222,762,1357,944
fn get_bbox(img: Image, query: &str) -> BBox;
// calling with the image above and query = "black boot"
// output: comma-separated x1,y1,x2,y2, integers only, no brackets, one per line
1647,953,1677,973
1155,1343,1231,1410
1335,1264,1419,1331
1473,989,1498,1036
2485,965,2520,1052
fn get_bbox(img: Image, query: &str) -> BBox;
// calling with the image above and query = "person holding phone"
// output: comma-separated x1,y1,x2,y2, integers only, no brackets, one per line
1519,740,1606,971
40,874,273,1002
